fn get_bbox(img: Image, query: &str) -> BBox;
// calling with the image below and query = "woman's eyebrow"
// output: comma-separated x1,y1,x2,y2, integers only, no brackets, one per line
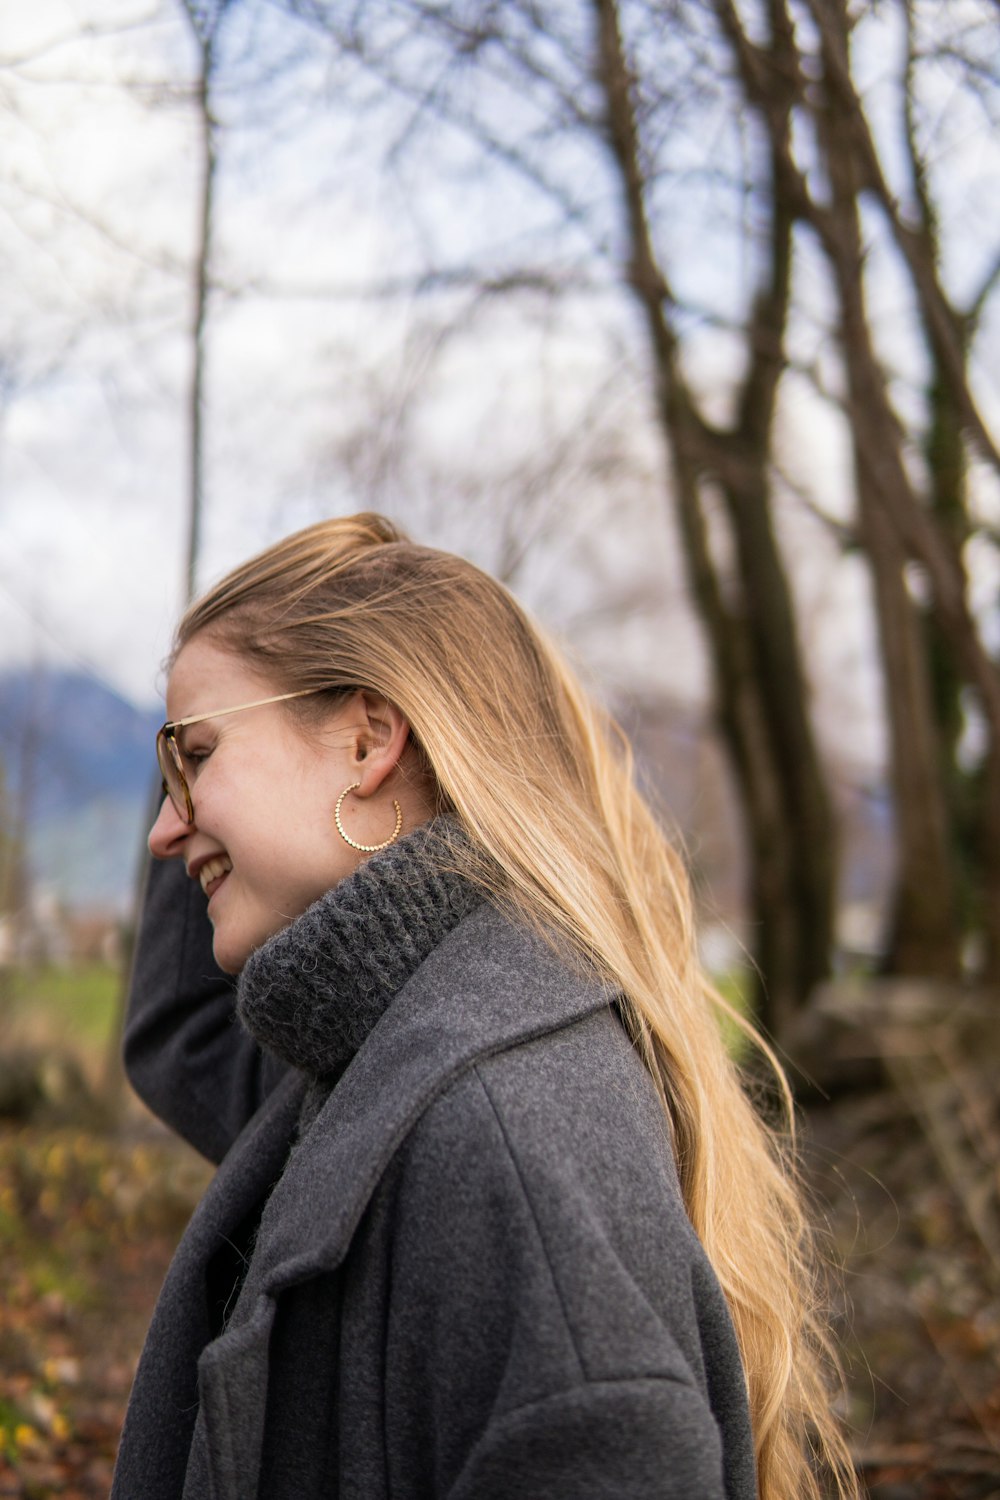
175,721,207,755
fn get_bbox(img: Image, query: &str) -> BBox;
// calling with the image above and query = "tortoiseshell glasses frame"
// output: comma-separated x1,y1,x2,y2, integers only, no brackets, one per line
156,687,331,825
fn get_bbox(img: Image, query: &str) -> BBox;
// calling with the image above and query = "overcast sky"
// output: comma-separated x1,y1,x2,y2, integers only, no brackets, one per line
8,0,995,777
0,2,699,704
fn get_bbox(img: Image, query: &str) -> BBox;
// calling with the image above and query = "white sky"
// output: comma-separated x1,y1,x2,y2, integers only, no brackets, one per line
2,0,997,780
0,0,708,712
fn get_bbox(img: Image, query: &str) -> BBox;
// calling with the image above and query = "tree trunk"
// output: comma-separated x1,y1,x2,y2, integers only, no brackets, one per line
905,55,1000,980
859,495,961,974
814,9,962,975
185,36,216,605
670,393,800,1032
594,0,836,1032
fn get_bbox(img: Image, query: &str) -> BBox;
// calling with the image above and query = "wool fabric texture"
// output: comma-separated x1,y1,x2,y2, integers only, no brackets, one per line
116,836,758,1499
237,818,481,1093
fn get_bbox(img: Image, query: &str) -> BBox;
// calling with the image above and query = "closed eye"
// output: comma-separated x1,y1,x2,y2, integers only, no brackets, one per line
182,744,213,771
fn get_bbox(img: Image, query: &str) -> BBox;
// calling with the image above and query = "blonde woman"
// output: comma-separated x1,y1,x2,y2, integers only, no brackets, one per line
114,514,857,1500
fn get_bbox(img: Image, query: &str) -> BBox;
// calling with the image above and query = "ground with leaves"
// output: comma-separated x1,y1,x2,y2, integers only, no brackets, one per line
1,957,999,1498
1,1100,997,1499
0,1124,210,1499
808,1091,1000,1499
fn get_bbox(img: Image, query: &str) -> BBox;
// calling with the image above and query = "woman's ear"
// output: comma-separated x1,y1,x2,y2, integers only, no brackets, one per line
350,691,412,796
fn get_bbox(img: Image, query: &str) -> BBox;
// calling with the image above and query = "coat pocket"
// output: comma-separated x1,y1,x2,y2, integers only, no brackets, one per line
183,1298,276,1500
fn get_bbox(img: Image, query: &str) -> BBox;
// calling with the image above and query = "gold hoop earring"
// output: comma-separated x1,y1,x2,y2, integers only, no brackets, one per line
334,782,403,853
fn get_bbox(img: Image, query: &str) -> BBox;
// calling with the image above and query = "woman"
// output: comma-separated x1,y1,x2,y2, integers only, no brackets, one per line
114,513,856,1500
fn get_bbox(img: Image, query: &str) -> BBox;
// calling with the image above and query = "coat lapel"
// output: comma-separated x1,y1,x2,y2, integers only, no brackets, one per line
243,905,611,1295
113,1070,306,1500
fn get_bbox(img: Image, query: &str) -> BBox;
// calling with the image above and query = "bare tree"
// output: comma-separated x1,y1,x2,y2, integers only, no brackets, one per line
712,0,1000,976
271,0,1000,1023
605,0,845,1033
176,0,237,601
279,0,839,1030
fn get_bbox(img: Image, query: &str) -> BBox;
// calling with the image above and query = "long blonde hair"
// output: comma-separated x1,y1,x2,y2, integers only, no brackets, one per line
177,513,858,1500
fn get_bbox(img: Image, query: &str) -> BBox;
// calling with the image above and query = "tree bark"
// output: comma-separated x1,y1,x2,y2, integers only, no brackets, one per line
804,0,1000,481
899,4,1000,981
595,0,836,1033
812,1,962,975
185,29,217,605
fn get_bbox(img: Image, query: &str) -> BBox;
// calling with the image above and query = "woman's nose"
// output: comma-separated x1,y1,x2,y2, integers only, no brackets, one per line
148,794,192,859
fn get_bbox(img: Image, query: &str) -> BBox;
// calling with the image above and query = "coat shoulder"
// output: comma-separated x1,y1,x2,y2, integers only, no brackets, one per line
372,1005,755,1497
392,1006,717,1391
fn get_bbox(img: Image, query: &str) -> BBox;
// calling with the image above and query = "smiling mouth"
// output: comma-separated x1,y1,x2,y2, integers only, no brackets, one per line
199,856,233,897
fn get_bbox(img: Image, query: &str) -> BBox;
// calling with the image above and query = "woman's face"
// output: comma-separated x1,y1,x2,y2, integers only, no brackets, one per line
149,635,381,973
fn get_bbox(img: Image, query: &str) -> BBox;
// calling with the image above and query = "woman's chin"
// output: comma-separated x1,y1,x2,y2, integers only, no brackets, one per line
210,926,251,975
212,944,245,976
212,912,297,975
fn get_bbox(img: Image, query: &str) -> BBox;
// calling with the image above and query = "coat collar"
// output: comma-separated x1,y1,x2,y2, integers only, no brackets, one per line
239,902,614,1298
236,818,483,1083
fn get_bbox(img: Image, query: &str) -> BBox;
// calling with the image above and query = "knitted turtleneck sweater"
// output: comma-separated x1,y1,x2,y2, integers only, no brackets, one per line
236,818,483,1129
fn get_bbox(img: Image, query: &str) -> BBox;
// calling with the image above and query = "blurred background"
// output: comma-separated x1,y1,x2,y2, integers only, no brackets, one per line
0,0,998,1494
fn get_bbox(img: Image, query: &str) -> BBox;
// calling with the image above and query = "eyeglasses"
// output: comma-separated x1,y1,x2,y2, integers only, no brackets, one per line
156,687,330,825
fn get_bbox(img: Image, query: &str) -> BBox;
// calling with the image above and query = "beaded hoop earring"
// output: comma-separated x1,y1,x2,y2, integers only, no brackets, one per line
334,782,403,853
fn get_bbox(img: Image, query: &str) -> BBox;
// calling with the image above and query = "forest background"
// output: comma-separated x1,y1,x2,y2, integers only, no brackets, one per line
1,0,999,1495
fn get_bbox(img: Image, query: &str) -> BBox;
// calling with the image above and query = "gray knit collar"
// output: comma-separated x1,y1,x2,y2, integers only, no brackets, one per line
236,818,482,1084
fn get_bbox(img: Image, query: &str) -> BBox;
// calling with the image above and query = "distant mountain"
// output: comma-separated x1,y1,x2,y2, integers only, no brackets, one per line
0,669,162,911
0,668,892,927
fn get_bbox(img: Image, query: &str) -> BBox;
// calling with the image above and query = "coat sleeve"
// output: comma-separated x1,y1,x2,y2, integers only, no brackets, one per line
123,851,289,1164
447,1379,729,1500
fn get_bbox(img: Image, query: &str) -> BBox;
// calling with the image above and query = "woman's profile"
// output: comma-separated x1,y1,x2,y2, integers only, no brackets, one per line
113,512,858,1499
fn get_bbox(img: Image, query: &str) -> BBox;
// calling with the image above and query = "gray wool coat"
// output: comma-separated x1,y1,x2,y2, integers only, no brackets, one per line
113,856,756,1500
